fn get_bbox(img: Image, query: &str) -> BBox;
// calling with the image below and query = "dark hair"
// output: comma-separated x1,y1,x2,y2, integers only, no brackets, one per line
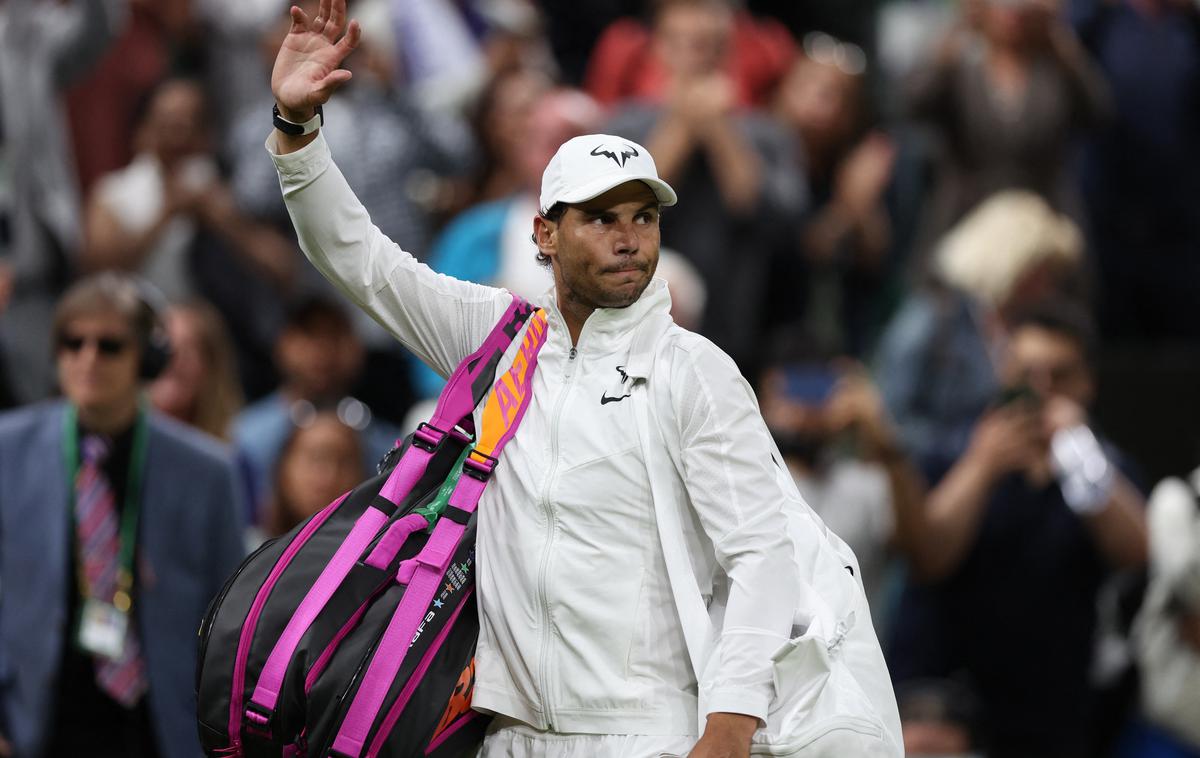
131,76,208,131
763,326,839,372
895,678,984,750
283,294,355,334
532,202,568,267
653,0,737,17
1008,299,1098,368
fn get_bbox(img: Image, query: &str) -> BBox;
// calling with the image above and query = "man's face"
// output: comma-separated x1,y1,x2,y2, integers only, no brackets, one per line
57,311,142,416
1003,325,1093,406
278,320,363,402
776,58,859,152
139,80,208,167
654,2,734,79
538,181,662,311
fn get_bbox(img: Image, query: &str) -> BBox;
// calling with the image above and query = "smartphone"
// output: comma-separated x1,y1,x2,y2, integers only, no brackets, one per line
783,365,839,405
993,382,1040,410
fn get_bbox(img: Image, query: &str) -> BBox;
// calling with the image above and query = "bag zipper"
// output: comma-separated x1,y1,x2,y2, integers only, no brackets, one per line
197,536,278,703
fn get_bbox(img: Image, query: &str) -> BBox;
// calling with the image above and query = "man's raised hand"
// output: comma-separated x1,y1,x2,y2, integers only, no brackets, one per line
271,0,361,123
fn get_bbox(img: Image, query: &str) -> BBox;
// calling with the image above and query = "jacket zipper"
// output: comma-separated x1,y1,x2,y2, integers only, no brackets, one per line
536,337,579,730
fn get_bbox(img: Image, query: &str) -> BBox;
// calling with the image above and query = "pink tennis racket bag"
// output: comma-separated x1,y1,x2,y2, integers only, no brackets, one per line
196,298,547,758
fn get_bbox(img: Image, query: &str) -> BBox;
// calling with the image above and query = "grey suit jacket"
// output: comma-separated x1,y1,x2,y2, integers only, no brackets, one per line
0,401,246,757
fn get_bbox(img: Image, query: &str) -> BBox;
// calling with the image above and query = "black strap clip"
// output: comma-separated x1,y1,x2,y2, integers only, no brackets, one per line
411,422,448,453
462,450,498,481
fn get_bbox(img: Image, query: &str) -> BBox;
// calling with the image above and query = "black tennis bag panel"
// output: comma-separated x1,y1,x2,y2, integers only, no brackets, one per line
196,431,470,757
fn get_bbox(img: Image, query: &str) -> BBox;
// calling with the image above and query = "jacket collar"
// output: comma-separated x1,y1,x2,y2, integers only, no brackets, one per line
541,276,673,357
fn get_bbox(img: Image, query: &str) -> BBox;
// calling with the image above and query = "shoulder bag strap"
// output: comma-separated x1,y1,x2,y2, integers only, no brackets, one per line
331,308,550,757
627,316,716,687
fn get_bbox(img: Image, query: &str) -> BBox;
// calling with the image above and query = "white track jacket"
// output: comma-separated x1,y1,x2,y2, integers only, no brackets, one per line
269,132,802,735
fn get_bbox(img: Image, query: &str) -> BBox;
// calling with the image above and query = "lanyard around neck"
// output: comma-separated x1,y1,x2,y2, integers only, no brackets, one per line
61,402,149,611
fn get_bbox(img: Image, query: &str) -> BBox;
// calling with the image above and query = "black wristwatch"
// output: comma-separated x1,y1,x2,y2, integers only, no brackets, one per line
273,103,324,136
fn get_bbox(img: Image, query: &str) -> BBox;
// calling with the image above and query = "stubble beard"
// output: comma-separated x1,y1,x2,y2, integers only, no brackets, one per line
568,263,654,311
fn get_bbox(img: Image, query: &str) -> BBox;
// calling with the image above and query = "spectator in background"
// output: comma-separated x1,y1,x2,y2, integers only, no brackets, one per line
654,248,708,332
1124,466,1200,757
148,300,244,441
228,0,472,411
465,68,554,207
584,0,795,108
83,77,296,302
390,0,554,117
0,0,126,405
758,332,926,633
891,301,1148,758
895,678,985,758
905,0,1110,266
193,0,292,138
0,273,245,757
261,408,367,538
415,85,602,399
65,0,201,196
1073,0,1200,341
233,296,400,519
230,0,475,256
431,87,603,300
607,0,806,374
875,190,1083,479
770,32,899,355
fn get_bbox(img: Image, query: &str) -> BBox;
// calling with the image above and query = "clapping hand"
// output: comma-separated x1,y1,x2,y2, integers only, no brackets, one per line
271,0,361,123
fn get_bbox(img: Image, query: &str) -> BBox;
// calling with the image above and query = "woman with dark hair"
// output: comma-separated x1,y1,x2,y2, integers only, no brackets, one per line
263,407,367,538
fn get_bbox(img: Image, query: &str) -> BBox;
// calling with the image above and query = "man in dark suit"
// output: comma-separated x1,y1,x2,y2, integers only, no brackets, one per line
0,273,246,757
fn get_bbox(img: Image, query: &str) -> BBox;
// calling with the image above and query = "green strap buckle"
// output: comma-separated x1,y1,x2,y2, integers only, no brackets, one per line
412,444,474,532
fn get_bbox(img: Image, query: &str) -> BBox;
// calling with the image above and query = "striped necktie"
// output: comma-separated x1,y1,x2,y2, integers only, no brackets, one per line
75,433,149,707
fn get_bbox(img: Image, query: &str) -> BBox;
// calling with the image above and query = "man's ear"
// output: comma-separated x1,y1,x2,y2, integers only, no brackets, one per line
533,215,558,259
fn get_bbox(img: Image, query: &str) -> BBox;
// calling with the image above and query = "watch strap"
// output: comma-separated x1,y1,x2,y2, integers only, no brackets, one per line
273,104,324,136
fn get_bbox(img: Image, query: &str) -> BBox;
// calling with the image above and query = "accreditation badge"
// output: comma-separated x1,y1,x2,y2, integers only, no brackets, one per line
78,598,128,660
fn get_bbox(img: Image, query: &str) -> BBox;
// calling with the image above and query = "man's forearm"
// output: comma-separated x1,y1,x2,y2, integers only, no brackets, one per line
918,454,996,581
1082,475,1148,569
879,447,931,569
645,112,696,187
699,118,762,215
266,128,509,381
690,712,757,758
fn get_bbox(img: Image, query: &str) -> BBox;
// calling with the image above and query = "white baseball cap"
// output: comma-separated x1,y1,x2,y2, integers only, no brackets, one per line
539,133,678,214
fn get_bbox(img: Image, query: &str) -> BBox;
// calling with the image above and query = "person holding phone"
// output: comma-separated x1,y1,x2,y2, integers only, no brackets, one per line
889,300,1147,758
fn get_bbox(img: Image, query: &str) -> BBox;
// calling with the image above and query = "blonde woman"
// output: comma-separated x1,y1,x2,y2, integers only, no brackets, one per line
873,190,1084,477
149,299,244,441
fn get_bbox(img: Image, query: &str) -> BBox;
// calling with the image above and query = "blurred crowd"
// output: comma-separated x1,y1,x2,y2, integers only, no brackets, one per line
1,0,1199,756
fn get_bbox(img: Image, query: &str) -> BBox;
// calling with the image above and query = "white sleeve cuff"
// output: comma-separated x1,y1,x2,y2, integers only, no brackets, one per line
265,129,332,194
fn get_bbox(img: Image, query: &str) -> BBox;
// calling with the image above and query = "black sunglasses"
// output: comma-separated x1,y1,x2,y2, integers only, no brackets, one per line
59,334,131,356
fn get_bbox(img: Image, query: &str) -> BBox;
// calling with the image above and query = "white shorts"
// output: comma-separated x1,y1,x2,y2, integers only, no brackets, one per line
475,717,696,758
